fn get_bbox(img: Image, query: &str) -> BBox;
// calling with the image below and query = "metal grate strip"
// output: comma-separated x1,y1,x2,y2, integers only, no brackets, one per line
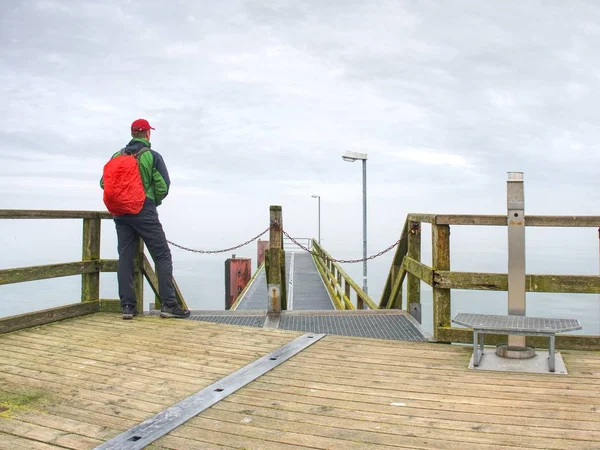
94,333,326,450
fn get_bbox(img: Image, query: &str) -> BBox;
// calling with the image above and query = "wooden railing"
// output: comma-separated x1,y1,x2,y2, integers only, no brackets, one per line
312,240,377,310
379,214,600,350
0,209,187,334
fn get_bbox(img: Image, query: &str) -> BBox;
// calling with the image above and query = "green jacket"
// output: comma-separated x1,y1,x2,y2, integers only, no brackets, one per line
100,138,171,206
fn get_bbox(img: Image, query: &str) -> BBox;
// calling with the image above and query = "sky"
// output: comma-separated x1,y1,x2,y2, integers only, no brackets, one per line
1,1,600,328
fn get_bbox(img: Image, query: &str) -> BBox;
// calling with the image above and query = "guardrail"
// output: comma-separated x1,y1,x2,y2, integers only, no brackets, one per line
0,209,187,333
379,213,600,350
311,240,377,310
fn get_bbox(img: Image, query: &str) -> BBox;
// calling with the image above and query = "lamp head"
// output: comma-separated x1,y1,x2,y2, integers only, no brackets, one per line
342,151,368,162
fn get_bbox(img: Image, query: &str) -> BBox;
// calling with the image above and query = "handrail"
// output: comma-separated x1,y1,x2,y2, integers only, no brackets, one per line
0,209,187,332
380,213,600,350
312,240,377,310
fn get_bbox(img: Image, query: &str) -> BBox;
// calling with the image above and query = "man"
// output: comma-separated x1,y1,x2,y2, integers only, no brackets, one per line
101,118,190,320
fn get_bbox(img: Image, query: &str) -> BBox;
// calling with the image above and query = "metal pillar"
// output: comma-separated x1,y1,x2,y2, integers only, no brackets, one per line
362,159,368,295
506,172,526,348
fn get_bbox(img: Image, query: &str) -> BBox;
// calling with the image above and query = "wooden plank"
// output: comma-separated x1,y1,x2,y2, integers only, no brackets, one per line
436,327,600,350
135,237,145,313
379,219,409,308
99,259,118,272
0,209,111,220
0,417,102,448
434,271,600,293
406,221,422,308
99,299,121,312
432,224,451,340
81,217,101,302
0,302,99,334
404,256,433,286
0,261,98,285
407,213,435,223
433,214,600,227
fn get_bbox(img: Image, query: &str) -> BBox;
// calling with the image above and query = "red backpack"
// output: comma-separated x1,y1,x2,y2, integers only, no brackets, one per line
103,148,150,216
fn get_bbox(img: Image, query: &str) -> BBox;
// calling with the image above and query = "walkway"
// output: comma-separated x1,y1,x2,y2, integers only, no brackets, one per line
1,314,599,449
235,251,334,311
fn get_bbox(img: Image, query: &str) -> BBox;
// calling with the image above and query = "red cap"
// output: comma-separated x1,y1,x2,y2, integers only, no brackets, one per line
131,118,155,132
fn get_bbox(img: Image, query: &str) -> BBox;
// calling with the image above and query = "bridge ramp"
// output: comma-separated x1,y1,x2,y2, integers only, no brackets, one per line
235,251,333,311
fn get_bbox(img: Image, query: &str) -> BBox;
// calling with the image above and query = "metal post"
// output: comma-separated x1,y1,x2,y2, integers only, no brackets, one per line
362,159,368,296
317,196,321,245
507,172,526,348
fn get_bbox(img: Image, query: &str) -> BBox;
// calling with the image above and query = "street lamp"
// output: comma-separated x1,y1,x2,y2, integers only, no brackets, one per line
341,151,368,296
311,195,321,245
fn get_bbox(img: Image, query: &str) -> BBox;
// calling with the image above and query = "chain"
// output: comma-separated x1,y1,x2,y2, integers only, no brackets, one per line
282,229,408,263
167,227,269,254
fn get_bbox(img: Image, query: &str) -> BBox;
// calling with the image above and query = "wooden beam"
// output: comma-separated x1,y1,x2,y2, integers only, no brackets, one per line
379,219,409,308
0,210,111,220
99,299,122,312
404,257,433,286
406,221,422,309
436,327,600,350
433,214,600,227
0,261,98,285
434,271,600,293
0,302,99,334
81,218,101,302
99,259,118,272
142,255,162,310
432,224,451,340
134,237,144,313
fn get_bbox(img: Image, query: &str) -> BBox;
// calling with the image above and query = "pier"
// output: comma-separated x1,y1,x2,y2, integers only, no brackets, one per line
1,207,599,449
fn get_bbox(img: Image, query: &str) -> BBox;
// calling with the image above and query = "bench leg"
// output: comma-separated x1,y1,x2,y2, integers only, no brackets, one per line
548,335,556,373
473,331,482,366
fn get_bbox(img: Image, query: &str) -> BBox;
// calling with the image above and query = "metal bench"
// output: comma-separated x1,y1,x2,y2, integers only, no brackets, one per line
452,313,582,372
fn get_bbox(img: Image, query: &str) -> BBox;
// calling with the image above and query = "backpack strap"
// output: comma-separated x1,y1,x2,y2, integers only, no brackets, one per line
134,147,151,160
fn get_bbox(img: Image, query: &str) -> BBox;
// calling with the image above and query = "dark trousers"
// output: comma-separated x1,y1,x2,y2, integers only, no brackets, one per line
114,200,177,309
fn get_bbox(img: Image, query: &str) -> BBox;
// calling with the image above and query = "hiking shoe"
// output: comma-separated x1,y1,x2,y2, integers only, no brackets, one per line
160,304,191,319
122,305,138,320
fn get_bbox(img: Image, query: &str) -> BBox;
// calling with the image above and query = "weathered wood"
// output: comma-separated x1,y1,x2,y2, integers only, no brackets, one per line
403,257,433,286
406,222,422,308
436,327,600,350
434,271,600,293
134,237,144,313
142,255,161,310
312,253,344,310
379,220,409,308
99,259,118,272
387,264,406,309
432,224,451,340
406,213,436,224
0,209,112,220
312,241,376,310
99,299,122,313
432,214,600,227
0,261,98,285
81,218,101,302
266,206,284,312
0,302,99,334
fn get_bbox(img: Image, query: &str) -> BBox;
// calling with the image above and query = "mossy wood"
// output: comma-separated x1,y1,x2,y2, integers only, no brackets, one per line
0,302,99,334
406,221,421,310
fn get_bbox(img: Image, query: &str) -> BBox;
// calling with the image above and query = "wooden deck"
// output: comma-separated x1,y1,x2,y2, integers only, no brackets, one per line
0,314,599,450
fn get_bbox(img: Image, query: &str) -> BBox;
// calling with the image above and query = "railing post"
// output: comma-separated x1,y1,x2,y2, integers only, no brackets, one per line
407,221,422,321
344,280,351,310
432,224,451,340
134,237,145,313
81,217,101,302
266,206,287,312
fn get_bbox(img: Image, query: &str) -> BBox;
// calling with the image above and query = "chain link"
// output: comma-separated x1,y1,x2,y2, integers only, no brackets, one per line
282,229,408,263
167,226,407,262
167,227,269,254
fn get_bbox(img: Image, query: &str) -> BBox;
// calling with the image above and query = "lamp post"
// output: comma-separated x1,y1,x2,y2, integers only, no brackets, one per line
342,151,368,296
311,195,321,245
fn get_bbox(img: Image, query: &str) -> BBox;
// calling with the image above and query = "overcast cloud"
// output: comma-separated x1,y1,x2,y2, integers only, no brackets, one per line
2,1,600,319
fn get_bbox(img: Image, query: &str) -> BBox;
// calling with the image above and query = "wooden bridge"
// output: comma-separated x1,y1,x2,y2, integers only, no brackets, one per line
1,209,600,449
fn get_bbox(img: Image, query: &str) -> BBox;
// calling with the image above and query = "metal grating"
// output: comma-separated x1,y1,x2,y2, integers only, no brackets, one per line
188,314,266,328
453,313,582,333
279,313,426,341
235,265,268,310
291,252,334,310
